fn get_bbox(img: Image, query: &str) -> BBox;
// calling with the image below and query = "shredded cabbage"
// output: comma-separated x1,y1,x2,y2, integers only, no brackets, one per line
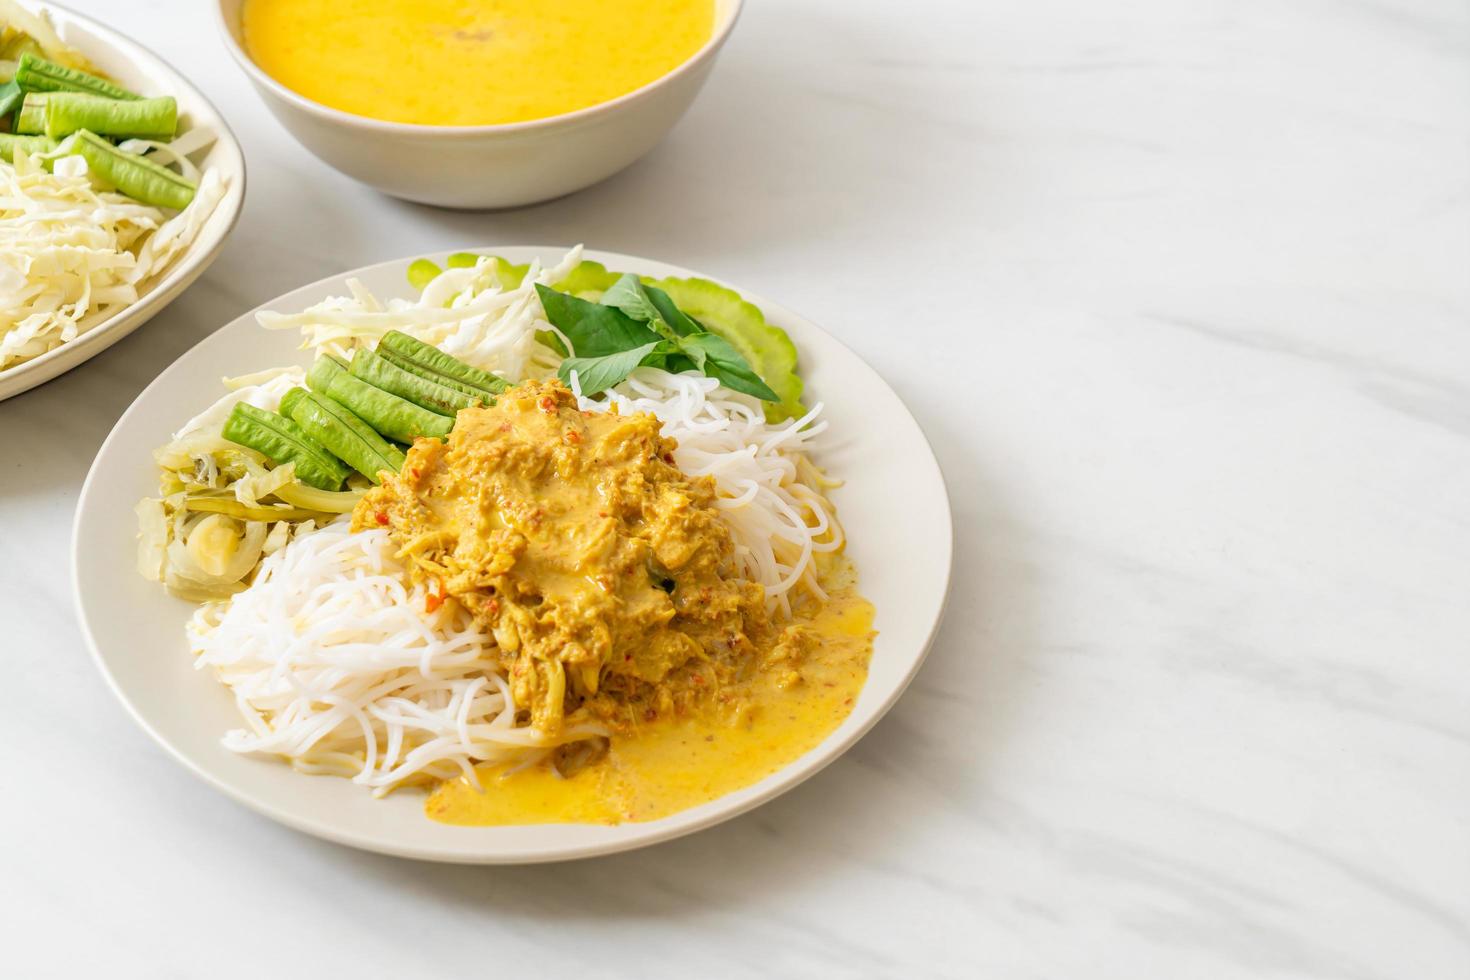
0,157,226,370
258,247,587,383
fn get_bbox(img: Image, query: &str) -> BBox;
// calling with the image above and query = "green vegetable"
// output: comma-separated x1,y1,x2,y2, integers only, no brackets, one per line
534,284,662,357
557,259,622,298
374,347,492,403
676,331,779,402
0,79,21,121
43,92,176,140
483,255,621,299
309,353,454,443
350,348,483,416
602,273,694,335
283,387,406,484
183,496,323,523
535,280,779,401
305,353,349,395
646,276,804,421
406,258,441,290
221,403,349,491
378,330,509,395
446,252,479,269
14,52,140,100
272,481,365,515
560,342,663,396
0,131,52,159
68,130,195,209
13,92,44,133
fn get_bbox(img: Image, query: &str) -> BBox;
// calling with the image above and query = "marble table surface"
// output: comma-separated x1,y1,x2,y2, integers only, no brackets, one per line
2,1,1466,976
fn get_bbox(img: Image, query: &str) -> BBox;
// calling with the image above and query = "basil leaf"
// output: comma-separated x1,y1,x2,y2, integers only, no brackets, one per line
557,341,663,395
535,283,660,357
679,333,779,402
642,283,703,337
675,337,707,371
602,273,662,325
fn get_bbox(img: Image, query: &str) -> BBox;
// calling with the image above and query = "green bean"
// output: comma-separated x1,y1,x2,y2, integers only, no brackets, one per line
378,330,509,395
310,354,453,442
13,92,45,133
305,353,350,395
374,347,495,404
14,52,140,100
44,93,176,141
0,131,52,159
278,386,308,419
69,130,195,209
351,348,483,416
222,404,349,491
284,388,406,484
0,79,21,120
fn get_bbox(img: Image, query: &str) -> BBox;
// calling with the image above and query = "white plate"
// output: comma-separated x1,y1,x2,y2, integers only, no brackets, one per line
73,247,952,863
0,1,247,401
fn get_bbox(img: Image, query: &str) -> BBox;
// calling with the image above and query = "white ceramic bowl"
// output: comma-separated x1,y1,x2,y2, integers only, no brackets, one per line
0,1,246,402
215,0,742,209
75,247,953,863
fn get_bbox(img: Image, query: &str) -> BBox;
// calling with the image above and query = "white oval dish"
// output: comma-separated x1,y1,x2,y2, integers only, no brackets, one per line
73,247,952,863
214,0,740,209
0,1,247,402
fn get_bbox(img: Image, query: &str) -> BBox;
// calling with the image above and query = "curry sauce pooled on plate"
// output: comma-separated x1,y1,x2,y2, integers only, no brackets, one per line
354,380,874,824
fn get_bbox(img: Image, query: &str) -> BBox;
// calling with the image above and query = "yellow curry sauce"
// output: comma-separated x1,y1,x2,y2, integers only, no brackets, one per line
241,0,716,127
354,381,874,825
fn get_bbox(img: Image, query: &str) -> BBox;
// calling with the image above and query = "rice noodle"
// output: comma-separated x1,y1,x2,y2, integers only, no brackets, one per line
190,519,605,794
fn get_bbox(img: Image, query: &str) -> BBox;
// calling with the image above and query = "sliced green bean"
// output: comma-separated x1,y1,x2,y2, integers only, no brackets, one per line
378,330,509,395
69,130,195,209
351,348,483,416
310,353,453,443
13,92,45,133
305,353,350,395
222,403,349,491
284,388,406,484
14,52,140,100
0,131,52,159
0,79,21,121
374,347,496,403
44,93,176,141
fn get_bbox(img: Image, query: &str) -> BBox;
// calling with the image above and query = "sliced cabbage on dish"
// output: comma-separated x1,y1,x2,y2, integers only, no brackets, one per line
0,4,227,371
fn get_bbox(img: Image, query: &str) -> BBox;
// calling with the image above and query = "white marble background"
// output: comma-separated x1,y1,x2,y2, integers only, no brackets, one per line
2,0,1466,977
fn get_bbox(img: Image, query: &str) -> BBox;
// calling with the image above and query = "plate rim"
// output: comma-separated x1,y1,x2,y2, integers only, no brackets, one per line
72,246,954,863
0,0,249,401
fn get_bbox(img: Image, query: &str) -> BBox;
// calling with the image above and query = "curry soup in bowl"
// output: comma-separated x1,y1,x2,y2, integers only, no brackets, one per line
241,0,716,127
217,0,741,208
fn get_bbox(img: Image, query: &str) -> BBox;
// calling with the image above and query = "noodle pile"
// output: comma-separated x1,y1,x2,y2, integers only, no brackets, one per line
189,520,603,794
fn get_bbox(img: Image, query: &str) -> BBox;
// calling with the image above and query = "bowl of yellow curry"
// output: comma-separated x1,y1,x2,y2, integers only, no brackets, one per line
215,0,741,209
